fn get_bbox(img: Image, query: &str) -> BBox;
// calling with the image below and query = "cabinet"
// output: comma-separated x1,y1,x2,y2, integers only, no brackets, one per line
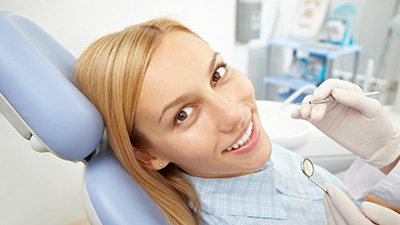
263,38,362,101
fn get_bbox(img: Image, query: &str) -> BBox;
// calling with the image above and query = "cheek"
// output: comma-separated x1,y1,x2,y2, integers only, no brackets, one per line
233,72,256,100
156,128,217,162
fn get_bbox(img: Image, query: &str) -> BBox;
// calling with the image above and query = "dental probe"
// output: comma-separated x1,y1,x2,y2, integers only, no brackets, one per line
296,91,380,105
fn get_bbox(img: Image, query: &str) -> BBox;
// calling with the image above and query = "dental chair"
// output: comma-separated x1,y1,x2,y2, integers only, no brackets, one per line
0,11,168,225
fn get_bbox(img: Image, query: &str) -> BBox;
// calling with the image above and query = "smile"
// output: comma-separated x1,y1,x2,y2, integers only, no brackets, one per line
225,121,253,151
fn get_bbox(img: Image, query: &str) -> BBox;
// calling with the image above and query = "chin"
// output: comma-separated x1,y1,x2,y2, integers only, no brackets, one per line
256,125,272,166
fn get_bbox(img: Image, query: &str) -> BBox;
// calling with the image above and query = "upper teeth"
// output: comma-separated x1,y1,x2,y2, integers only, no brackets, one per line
225,121,253,151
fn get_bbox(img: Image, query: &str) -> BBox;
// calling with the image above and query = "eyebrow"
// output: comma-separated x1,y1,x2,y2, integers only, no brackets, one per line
209,52,220,73
159,94,191,124
158,52,220,124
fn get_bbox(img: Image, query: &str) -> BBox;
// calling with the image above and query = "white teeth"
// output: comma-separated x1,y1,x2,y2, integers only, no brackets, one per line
225,121,253,151
246,128,252,136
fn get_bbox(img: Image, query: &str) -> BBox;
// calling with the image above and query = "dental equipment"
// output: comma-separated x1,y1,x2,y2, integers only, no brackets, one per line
297,91,380,105
301,158,328,195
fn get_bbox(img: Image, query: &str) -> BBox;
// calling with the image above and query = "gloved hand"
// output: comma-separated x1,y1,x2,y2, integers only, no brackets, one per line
324,183,400,225
291,79,400,168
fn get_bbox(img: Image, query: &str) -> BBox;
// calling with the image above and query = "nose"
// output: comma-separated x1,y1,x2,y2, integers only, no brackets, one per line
209,94,244,133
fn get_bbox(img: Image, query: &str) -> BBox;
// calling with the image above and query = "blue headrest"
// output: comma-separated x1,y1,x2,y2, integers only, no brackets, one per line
0,11,104,161
84,147,169,225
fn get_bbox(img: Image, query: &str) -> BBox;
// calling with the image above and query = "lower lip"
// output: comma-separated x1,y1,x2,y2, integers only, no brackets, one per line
223,118,260,155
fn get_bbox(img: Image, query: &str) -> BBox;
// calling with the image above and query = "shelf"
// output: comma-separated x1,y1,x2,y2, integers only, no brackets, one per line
264,74,317,93
267,37,362,59
263,38,363,102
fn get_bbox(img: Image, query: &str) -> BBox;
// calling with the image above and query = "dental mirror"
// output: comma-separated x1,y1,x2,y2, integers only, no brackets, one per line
301,158,328,194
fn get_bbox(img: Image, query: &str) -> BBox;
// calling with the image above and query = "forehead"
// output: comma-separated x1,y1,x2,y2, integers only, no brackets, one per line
136,31,214,125
147,31,213,78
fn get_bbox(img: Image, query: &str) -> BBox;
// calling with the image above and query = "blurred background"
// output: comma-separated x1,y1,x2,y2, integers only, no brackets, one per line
1,0,400,224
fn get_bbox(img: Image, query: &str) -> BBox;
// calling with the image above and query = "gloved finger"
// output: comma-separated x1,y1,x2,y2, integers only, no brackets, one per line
290,107,301,119
291,95,314,119
293,97,331,122
361,201,400,225
313,79,363,100
331,88,382,119
310,101,328,122
324,192,343,225
324,183,373,225
299,95,314,119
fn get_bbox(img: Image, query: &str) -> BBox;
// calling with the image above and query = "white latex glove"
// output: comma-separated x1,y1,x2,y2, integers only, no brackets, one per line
291,79,400,168
324,183,400,225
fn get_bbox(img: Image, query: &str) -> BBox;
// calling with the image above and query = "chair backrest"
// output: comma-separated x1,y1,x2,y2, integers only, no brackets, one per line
0,11,168,225
0,11,103,161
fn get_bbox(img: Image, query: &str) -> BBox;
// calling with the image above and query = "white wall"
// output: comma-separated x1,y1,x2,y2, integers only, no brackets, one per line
2,0,237,61
0,1,236,224
0,114,86,225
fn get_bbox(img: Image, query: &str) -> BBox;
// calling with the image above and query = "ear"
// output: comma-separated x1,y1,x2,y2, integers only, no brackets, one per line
134,150,169,170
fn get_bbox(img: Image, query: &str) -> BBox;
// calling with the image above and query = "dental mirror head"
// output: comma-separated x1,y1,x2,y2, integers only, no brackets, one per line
301,158,328,195
301,158,314,177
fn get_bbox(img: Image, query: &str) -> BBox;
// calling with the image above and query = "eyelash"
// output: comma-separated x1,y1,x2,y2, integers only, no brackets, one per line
174,106,195,126
212,63,228,86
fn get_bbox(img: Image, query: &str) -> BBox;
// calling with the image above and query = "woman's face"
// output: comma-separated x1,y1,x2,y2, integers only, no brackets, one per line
135,31,271,178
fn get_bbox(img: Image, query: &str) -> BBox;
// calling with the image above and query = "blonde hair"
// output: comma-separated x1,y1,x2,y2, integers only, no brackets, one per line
75,18,200,225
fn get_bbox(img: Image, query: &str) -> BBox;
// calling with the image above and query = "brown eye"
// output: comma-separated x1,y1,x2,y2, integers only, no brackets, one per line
175,107,194,123
212,73,221,82
212,65,226,85
177,111,188,121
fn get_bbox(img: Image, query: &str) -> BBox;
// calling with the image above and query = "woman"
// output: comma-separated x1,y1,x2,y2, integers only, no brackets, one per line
75,18,347,224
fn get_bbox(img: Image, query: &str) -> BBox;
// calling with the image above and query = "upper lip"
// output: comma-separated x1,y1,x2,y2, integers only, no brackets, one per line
226,117,252,149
